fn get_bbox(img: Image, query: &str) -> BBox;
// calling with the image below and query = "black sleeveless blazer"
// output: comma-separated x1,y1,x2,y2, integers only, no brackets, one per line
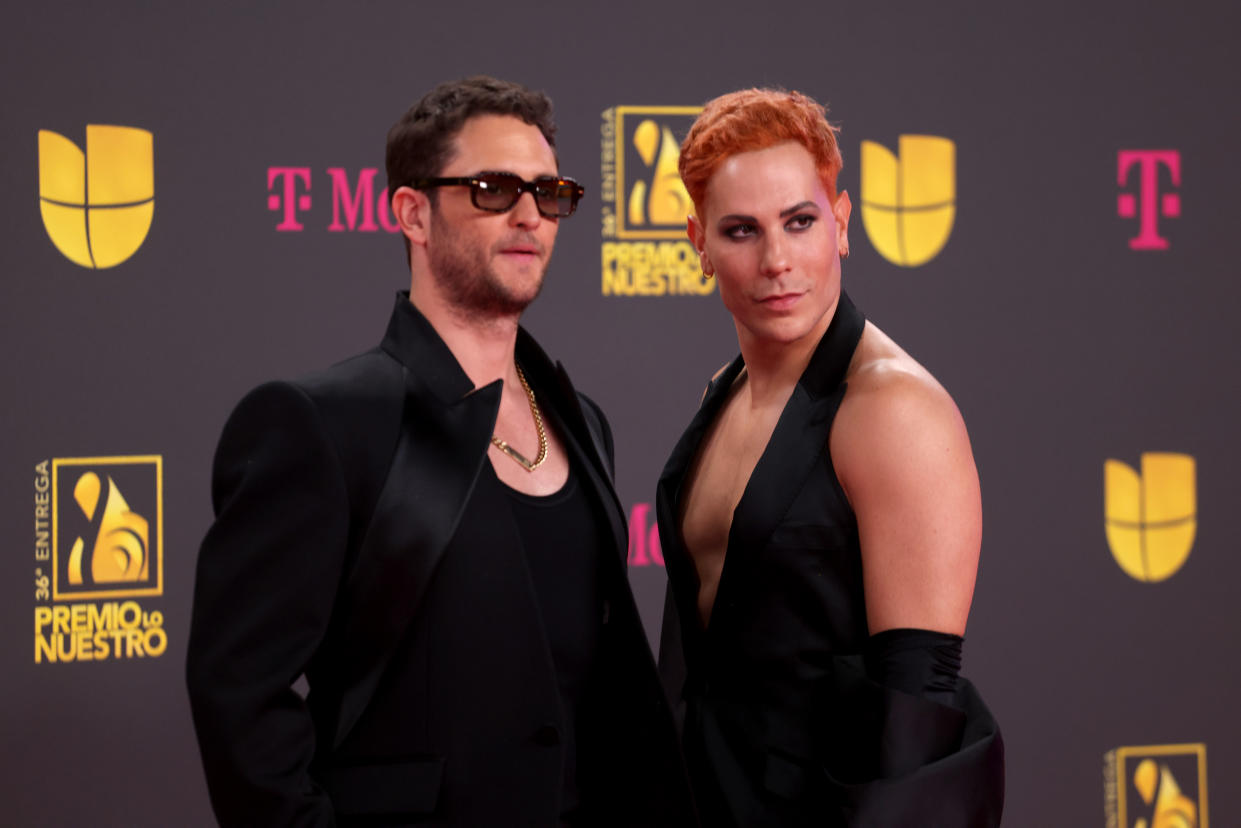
656,293,1004,827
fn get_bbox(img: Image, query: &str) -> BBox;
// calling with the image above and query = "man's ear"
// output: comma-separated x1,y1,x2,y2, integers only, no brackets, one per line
687,214,713,276
833,190,852,257
392,186,431,247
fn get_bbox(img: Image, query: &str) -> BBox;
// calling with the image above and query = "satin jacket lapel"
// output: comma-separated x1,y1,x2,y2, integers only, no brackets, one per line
516,330,628,564
715,384,839,633
657,293,865,646
655,357,746,667
331,295,502,747
719,293,865,631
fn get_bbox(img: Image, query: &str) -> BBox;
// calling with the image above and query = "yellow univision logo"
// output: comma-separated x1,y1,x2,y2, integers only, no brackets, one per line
38,125,154,268
1104,452,1196,582
860,135,955,267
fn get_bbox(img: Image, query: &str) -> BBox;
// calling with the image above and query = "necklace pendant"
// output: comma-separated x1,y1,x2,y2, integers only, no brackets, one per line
491,362,548,472
491,437,540,472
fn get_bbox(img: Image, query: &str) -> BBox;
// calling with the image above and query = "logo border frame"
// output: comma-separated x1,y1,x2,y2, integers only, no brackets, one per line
51,454,164,601
612,105,702,240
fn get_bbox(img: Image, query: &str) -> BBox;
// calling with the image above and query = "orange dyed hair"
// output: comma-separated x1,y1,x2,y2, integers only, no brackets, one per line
679,88,842,218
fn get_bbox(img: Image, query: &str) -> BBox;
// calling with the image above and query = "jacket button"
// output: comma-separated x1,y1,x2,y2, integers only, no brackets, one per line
534,724,560,746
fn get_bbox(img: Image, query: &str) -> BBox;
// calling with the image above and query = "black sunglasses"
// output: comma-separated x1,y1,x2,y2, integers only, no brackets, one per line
412,172,585,218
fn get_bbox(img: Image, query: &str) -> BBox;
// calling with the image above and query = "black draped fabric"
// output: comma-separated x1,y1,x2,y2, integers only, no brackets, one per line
656,292,1004,827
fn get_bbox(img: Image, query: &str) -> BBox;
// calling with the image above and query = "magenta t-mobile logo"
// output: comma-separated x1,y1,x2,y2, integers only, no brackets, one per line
266,166,402,233
268,167,312,231
1117,150,1180,250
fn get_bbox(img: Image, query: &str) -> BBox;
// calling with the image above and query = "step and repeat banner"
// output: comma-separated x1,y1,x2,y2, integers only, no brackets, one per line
3,2,1238,825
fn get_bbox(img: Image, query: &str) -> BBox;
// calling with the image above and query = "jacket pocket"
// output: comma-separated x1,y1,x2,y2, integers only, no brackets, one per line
322,756,445,817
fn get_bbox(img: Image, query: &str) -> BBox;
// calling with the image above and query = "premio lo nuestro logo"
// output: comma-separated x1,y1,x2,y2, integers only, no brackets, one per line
1104,452,1196,582
859,135,955,267
1105,743,1207,827
33,456,166,664
38,125,154,268
600,106,712,297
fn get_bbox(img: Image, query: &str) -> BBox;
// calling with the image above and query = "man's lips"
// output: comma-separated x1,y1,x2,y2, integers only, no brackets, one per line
756,291,804,310
496,236,544,257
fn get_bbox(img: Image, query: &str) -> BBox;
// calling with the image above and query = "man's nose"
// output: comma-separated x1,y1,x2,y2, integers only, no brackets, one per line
508,190,543,228
760,233,790,276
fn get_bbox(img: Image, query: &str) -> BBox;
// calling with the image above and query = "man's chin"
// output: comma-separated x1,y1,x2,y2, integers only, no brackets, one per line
491,273,546,314
454,286,540,320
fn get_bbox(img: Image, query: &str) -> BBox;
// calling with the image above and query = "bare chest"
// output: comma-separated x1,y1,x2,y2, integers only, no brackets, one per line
679,394,785,624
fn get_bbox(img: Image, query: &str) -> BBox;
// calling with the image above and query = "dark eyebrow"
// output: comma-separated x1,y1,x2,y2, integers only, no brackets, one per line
473,170,560,180
780,201,819,218
716,201,820,227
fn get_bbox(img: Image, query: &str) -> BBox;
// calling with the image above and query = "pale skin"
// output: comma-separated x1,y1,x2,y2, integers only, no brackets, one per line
679,141,980,637
390,114,570,496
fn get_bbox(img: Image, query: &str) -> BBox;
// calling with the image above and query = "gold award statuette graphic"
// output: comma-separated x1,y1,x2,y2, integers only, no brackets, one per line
67,472,150,586
623,115,692,233
1105,744,1207,828
38,124,154,268
601,106,712,297
1104,452,1196,582
860,135,955,267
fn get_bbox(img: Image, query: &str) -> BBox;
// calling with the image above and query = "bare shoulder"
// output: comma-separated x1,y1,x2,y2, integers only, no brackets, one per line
833,322,970,474
829,321,981,635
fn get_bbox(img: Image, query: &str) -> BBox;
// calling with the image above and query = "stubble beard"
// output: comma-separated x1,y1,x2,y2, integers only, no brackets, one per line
427,211,547,320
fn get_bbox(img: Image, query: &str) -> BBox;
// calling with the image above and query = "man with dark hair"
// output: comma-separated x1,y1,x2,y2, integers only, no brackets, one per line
186,76,695,828
385,75,561,261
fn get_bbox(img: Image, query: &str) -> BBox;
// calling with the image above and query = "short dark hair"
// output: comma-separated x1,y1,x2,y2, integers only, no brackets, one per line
386,76,558,259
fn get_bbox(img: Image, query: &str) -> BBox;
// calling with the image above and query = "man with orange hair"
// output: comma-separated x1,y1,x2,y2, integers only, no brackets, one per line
657,88,1004,826
678,88,846,209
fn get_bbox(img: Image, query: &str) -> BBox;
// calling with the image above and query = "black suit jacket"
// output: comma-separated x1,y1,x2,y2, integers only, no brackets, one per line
656,293,1004,827
187,294,694,827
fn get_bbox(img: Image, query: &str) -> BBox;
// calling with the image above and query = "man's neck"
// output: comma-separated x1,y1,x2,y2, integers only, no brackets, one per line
735,299,837,408
407,284,521,391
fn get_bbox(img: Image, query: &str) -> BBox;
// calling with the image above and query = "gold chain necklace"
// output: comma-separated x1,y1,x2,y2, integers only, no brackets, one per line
490,363,548,472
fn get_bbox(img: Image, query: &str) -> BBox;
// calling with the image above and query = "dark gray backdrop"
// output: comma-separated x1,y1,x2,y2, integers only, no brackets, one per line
4,2,1238,825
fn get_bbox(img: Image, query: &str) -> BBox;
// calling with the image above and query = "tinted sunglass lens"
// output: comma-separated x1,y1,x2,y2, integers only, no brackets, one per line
534,178,578,217
555,183,578,217
472,175,521,211
531,178,561,217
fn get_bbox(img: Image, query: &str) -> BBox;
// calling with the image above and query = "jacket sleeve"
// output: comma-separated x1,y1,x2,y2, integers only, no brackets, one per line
186,381,351,828
821,657,1006,827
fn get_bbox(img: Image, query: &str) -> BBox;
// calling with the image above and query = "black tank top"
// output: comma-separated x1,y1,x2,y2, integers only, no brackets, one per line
502,463,605,820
